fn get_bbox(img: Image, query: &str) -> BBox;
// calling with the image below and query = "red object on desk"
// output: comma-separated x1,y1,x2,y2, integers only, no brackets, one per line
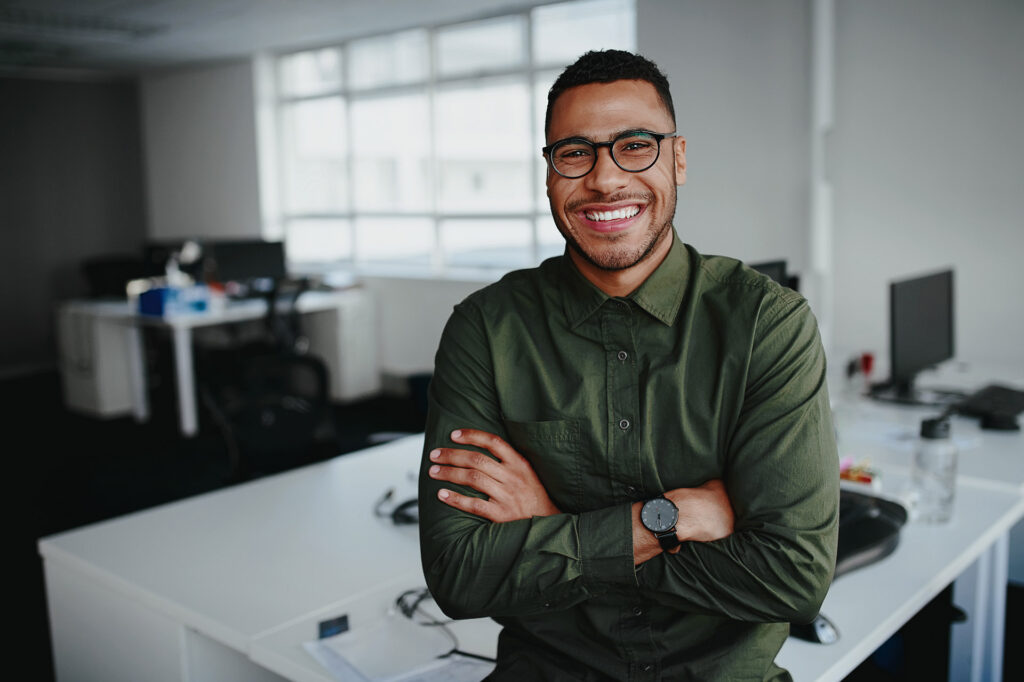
860,352,875,378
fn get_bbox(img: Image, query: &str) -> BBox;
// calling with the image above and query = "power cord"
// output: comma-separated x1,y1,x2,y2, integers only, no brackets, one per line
374,488,419,525
394,588,497,664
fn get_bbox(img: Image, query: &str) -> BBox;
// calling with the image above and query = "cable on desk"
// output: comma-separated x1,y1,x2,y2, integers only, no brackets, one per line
394,587,498,664
374,487,419,525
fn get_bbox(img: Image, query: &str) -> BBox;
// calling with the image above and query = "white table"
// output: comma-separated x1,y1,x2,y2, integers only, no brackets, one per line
39,430,1024,682
57,287,379,437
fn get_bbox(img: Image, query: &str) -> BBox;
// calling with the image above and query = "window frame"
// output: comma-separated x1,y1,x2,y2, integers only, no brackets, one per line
272,0,636,277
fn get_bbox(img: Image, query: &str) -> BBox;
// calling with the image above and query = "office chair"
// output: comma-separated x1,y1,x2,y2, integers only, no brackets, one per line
197,276,336,480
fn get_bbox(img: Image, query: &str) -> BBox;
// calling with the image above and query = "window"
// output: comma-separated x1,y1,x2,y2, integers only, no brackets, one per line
274,0,636,275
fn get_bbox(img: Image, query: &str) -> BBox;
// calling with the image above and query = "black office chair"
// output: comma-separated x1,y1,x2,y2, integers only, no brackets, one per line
197,277,336,480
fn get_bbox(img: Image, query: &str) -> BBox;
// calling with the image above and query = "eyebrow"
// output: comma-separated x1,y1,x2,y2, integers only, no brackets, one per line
553,128,659,144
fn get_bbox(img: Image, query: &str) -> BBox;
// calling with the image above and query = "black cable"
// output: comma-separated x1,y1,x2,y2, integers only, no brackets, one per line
393,588,497,664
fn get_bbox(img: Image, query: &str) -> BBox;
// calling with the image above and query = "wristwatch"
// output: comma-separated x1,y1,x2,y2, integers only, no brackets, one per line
641,495,681,551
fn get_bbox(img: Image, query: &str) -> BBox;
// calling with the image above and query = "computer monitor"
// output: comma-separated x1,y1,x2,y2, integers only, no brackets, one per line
749,259,799,292
750,260,787,285
876,268,955,404
205,239,287,293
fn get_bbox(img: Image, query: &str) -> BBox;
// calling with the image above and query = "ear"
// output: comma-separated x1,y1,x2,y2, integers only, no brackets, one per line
673,136,687,186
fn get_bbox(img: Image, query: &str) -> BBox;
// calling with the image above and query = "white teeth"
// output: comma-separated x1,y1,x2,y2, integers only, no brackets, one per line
585,206,641,222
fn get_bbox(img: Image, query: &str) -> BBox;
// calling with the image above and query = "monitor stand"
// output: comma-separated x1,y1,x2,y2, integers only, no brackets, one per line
868,378,965,408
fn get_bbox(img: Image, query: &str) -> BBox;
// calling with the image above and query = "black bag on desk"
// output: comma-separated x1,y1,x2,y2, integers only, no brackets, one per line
835,488,909,578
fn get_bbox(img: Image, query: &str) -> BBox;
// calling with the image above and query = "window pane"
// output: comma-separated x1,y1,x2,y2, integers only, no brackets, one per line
286,218,353,263
281,98,348,212
536,215,565,262
435,78,532,213
351,92,431,212
442,219,533,269
356,217,434,267
278,48,343,96
535,69,561,212
436,16,526,77
532,0,636,66
348,29,429,89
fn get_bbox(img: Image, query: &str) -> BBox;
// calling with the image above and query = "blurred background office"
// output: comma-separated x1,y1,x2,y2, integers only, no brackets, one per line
1,1,1022,680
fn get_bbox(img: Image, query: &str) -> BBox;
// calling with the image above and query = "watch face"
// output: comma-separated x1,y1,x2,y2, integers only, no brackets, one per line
641,497,678,533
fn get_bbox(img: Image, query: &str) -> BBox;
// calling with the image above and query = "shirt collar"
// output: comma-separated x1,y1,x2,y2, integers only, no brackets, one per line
559,231,689,329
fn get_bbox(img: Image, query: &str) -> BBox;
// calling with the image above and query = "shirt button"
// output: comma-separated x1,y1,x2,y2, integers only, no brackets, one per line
619,418,630,431
617,350,628,361
643,664,653,672
633,606,643,616
626,485,637,496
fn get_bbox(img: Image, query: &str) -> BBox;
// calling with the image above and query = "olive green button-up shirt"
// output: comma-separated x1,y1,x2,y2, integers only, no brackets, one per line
419,233,839,681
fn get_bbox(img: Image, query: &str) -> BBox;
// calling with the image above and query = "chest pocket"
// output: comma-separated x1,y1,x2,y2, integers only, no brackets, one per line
504,418,583,513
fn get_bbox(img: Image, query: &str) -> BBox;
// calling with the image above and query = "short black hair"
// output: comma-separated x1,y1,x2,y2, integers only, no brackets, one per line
544,49,675,138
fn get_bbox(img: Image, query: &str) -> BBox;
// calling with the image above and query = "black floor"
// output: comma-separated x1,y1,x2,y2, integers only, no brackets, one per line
7,367,427,682
8,369,1023,682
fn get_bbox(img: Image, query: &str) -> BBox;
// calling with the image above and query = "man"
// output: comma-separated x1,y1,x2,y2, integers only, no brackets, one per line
418,49,838,681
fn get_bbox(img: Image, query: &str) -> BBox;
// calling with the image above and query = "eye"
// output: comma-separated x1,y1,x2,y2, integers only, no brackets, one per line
556,144,593,160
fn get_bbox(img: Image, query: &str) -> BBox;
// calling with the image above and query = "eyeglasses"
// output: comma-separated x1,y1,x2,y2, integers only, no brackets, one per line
542,130,677,179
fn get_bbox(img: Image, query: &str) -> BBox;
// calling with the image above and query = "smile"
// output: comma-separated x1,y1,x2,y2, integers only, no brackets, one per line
584,205,641,222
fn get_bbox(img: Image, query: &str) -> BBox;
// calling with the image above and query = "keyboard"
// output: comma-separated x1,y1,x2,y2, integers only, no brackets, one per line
955,383,1024,418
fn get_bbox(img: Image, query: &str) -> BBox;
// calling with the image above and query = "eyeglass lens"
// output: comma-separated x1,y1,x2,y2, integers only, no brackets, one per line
550,132,662,177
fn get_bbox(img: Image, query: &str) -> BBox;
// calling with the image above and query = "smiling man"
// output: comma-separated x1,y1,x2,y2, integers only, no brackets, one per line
419,50,839,681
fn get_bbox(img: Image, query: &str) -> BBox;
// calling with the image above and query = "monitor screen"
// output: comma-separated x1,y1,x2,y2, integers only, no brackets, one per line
749,260,787,286
205,239,287,286
888,269,954,398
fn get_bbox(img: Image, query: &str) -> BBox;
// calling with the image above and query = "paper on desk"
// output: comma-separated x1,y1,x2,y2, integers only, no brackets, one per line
303,611,494,682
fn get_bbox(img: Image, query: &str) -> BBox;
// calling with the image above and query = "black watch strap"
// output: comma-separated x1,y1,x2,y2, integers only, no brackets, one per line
655,529,681,551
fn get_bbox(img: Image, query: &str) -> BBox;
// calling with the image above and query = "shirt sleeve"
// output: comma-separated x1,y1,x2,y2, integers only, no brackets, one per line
418,300,639,620
637,294,840,624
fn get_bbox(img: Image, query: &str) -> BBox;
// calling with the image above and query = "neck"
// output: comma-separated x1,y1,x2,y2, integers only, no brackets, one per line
569,229,674,297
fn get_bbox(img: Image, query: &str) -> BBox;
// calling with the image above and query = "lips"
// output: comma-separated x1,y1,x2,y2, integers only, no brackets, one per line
585,205,641,222
578,203,644,232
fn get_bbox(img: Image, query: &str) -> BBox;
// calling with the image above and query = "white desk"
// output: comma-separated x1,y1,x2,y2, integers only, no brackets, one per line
39,429,1024,682
56,288,380,437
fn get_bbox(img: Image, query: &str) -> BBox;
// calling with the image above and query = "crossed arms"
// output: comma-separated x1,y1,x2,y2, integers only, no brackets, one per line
418,296,839,624
426,428,734,565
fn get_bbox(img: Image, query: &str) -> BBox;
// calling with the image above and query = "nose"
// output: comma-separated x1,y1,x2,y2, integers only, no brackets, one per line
583,145,629,194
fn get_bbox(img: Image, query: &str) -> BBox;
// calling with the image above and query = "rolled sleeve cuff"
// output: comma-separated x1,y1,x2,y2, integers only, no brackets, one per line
579,503,638,591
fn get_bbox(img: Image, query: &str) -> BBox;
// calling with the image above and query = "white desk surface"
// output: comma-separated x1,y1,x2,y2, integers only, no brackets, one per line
39,420,1024,682
829,364,1024,493
776,472,1024,682
38,435,425,654
62,288,361,329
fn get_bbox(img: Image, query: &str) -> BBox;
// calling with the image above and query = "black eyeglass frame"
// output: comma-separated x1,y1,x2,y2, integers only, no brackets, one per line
541,129,678,179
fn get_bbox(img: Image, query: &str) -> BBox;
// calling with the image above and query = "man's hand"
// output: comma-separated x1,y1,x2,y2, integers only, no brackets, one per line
633,479,735,565
427,429,561,522
669,479,734,542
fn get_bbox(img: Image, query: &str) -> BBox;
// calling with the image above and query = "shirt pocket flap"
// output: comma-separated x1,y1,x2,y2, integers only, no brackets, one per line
505,418,583,512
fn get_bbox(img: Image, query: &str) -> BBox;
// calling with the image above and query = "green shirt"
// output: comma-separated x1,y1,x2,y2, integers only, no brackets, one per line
419,233,839,681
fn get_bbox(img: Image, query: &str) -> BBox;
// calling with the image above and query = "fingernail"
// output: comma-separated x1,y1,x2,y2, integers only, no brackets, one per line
429,465,440,475
451,429,462,439
438,489,450,500
429,449,440,460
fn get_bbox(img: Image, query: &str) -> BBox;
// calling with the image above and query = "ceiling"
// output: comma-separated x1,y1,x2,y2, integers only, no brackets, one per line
0,0,543,77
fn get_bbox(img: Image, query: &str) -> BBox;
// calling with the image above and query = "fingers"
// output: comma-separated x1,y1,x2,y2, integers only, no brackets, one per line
428,455,503,499
435,487,500,521
450,429,527,466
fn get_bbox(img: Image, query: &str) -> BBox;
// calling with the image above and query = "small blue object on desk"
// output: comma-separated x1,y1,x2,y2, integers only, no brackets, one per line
138,285,209,317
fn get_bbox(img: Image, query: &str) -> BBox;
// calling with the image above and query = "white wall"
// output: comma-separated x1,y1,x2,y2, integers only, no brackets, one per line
140,60,263,242
830,0,1024,369
640,0,811,276
360,276,492,378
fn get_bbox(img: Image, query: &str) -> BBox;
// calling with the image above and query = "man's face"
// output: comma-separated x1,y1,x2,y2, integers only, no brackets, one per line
545,79,686,275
